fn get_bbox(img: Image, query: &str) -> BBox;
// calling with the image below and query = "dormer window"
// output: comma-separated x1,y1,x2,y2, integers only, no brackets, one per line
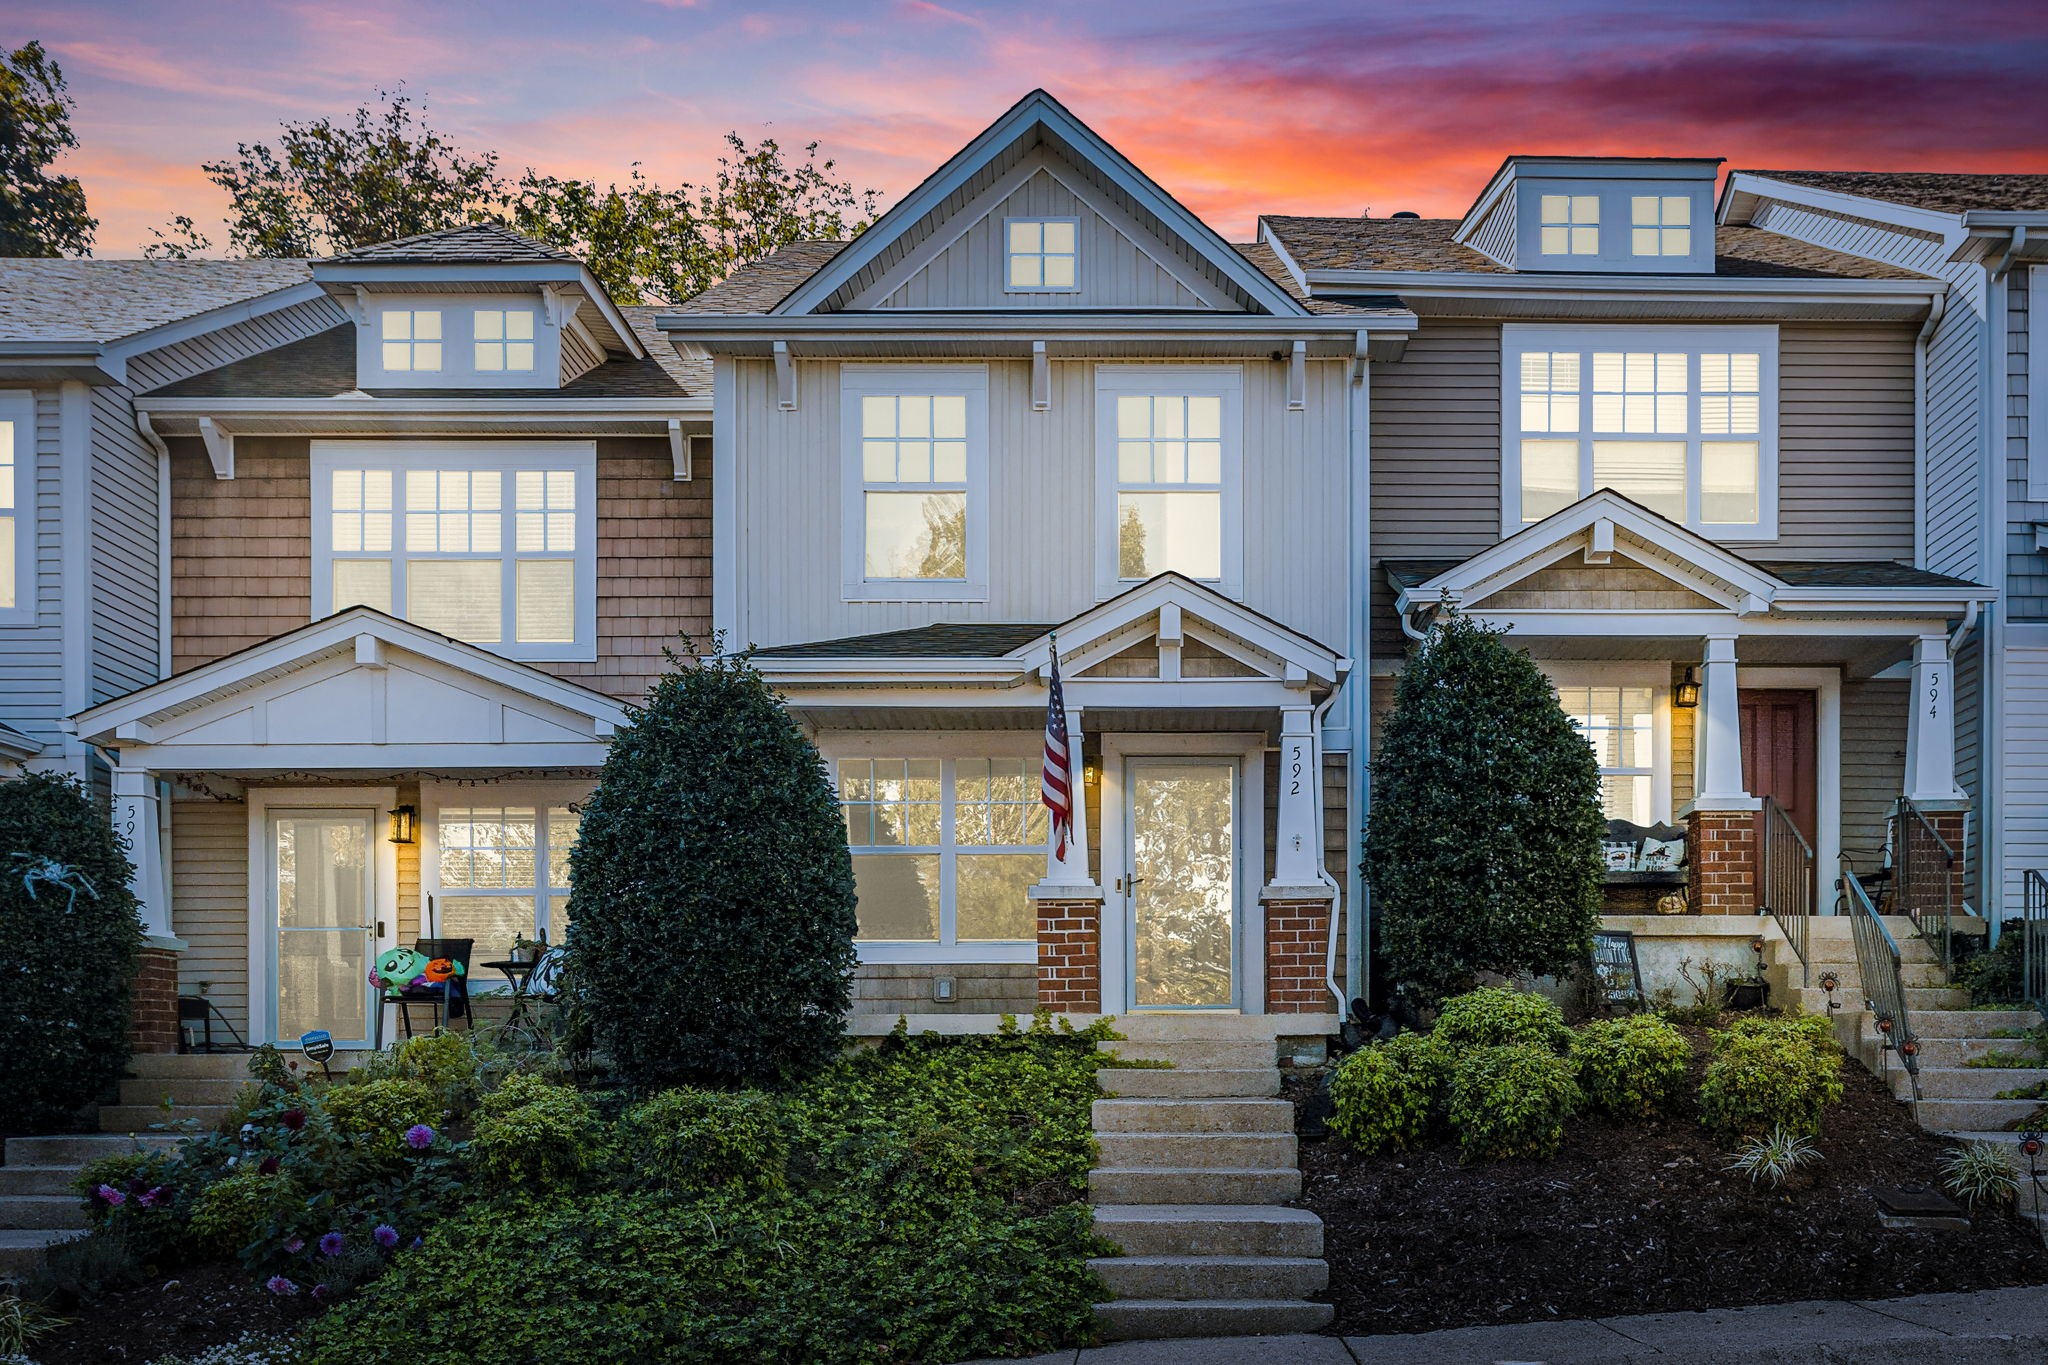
380,310,443,372
1006,218,1078,291
474,309,537,372
1539,195,1599,256
1632,196,1692,257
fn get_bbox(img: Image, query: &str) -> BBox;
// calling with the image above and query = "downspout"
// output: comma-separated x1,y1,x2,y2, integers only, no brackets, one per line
1913,292,1947,568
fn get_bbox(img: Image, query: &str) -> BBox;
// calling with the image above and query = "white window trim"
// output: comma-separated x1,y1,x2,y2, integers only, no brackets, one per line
358,296,561,391
309,440,598,662
420,779,590,980
823,731,1043,965
1003,215,1082,294
1094,365,1246,600
0,391,35,627
1501,324,1781,541
1538,661,1673,825
840,364,990,603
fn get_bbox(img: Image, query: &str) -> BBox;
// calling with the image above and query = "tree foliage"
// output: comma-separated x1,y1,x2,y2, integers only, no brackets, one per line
0,41,96,257
1363,611,1604,1007
563,646,858,1089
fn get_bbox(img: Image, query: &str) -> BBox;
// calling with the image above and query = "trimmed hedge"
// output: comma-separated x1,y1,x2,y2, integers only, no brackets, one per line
1447,1043,1582,1161
1328,1032,1448,1154
1698,1016,1844,1139
1433,985,1573,1057
1575,1014,1691,1119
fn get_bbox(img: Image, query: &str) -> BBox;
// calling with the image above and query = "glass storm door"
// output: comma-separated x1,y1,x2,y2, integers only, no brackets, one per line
271,810,376,1046
1126,759,1238,1009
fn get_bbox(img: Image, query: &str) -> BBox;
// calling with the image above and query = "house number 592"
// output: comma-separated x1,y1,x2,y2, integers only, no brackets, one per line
1288,743,1305,796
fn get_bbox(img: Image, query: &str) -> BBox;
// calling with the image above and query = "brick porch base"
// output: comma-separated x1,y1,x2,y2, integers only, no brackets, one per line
1263,897,1334,1013
1035,897,1102,1012
127,943,181,1054
1688,809,1757,915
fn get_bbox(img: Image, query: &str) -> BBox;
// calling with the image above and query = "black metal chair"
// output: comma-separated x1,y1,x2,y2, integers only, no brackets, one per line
386,936,475,1042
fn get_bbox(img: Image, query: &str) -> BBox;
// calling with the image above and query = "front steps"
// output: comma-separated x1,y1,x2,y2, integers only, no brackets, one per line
1088,1018,1331,1340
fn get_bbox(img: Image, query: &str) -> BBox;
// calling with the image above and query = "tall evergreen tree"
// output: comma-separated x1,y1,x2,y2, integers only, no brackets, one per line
0,41,96,257
1363,610,1604,1007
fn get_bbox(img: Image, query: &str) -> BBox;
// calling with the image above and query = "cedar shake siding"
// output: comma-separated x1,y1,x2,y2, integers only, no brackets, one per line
170,436,710,701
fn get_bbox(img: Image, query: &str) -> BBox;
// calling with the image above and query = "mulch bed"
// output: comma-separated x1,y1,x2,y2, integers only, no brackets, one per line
32,1260,320,1365
1293,1022,2048,1337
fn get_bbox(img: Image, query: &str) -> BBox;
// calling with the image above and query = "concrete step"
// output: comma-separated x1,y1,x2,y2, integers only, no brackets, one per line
1909,1098,2041,1131
0,1195,86,1231
1905,987,1972,1010
1892,1067,2048,1101
1099,1040,1276,1070
98,1104,229,1134
1114,1014,1340,1041
0,1228,79,1278
1098,1068,1279,1099
1092,1205,1324,1258
0,1166,79,1197
126,1052,254,1079
117,1077,252,1107
1092,1098,1294,1134
1095,1132,1298,1170
1903,1009,2043,1037
1905,1037,2025,1068
1093,1298,1333,1340
6,1133,184,1165
1088,1254,1327,1301
1089,1166,1302,1205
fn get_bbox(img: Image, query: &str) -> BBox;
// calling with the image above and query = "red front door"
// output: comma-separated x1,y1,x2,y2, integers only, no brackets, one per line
1739,689,1818,842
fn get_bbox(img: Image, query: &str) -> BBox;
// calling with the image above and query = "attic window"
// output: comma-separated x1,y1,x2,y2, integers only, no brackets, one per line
474,310,537,372
380,310,443,372
1631,196,1692,257
1540,195,1599,256
1006,218,1078,292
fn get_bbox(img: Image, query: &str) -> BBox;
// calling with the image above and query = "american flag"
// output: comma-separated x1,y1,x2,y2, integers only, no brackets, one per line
1042,641,1073,860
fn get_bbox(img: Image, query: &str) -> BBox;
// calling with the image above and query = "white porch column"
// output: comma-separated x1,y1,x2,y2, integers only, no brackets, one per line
1905,632,1968,805
111,762,170,937
1694,634,1758,810
1037,705,1095,891
1270,706,1323,888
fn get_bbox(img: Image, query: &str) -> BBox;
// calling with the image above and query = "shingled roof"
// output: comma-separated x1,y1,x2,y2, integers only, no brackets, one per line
0,258,313,346
1737,171,2048,215
749,623,1051,659
1380,558,1982,592
679,240,850,315
329,223,579,265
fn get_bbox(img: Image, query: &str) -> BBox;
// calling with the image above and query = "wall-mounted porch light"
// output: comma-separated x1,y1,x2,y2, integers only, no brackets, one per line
1673,667,1701,709
388,804,418,845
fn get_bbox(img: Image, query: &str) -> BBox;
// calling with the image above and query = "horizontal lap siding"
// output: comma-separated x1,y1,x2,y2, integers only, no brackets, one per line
1841,679,1907,871
172,798,249,1037
851,964,1035,1015
2007,270,2046,617
89,386,161,701
1775,323,1916,559
2005,649,2048,902
4,389,67,757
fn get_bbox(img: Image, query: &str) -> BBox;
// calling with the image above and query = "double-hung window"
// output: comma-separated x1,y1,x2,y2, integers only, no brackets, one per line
426,787,583,963
841,365,988,601
0,391,32,623
1556,684,1658,823
835,747,1045,963
312,442,596,660
1504,325,1778,538
1096,367,1243,596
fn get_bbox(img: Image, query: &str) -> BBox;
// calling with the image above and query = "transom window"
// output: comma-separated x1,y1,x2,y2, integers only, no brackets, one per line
838,755,1045,953
0,393,31,618
312,442,596,660
1557,685,1654,822
380,310,443,372
1540,195,1599,256
1504,326,1778,537
1006,218,1078,291
473,310,537,372
842,366,988,602
1097,368,1242,596
431,799,581,961
1631,196,1692,257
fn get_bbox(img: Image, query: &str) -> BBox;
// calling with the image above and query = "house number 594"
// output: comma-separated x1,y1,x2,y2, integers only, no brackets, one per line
1926,670,1941,720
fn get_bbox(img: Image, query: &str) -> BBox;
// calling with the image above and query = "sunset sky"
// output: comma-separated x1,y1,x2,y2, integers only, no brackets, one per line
21,0,2048,258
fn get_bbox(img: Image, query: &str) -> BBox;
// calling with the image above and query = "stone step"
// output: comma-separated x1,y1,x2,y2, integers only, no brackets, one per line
1088,1254,1327,1301
0,1228,78,1278
1098,1039,1276,1070
1095,1132,1298,1170
1905,987,1972,1011
1908,1098,2041,1132
1089,1166,1302,1205
98,1104,229,1134
126,1053,254,1079
1906,1037,2023,1068
6,1133,185,1165
1092,1097,1295,1134
1901,1009,2043,1038
1093,1298,1333,1340
1098,1068,1279,1099
0,1195,86,1231
1891,1067,2048,1101
1092,1204,1324,1258
118,1077,252,1107
1114,1014,1340,1041
0,1165,79,1198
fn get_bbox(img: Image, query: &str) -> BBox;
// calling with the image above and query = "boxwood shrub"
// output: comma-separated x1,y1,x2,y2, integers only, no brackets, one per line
1446,1043,1582,1161
1329,1032,1448,1154
469,1073,602,1195
615,1087,786,1193
1575,1014,1691,1119
1698,1016,1844,1139
1433,985,1573,1057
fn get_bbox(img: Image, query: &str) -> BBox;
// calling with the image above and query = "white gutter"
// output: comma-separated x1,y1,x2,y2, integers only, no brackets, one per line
655,313,1414,338
134,396,709,417
1299,270,1943,306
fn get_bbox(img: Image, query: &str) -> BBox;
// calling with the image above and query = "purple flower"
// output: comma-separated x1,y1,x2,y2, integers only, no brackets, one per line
310,1282,331,1302
265,1276,298,1297
373,1223,399,1249
258,1156,280,1176
404,1123,435,1150
283,1235,304,1255
280,1108,307,1132
410,1236,423,1249
137,1186,167,1209
95,1184,126,1207
318,1231,345,1257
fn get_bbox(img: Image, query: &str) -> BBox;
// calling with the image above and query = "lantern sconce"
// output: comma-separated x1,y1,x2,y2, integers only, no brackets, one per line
388,804,418,845
1673,667,1701,709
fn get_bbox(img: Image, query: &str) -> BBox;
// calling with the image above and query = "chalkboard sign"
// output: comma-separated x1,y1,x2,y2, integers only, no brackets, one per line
1591,931,1645,1010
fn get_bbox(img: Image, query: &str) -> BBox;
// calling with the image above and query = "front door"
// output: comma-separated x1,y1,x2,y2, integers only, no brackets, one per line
1739,689,1818,842
269,808,379,1047
1125,758,1238,1009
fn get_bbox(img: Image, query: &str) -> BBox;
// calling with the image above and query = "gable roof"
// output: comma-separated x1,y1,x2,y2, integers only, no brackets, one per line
1733,171,2048,216
0,258,313,345
329,222,580,264
680,240,850,314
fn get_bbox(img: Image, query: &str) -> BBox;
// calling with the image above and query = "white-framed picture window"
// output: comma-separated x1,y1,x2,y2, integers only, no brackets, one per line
1005,217,1079,291
1540,194,1599,256
0,391,34,624
423,784,586,965
1095,366,1244,598
380,309,443,372
1557,684,1657,822
473,309,537,372
840,365,989,602
1503,324,1779,539
830,739,1045,964
1631,196,1693,257
311,441,597,661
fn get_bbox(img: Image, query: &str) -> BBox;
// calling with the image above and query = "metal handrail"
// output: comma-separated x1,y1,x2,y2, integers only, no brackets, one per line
1758,796,1815,987
1842,864,1920,1101
1893,797,1959,973
2024,869,2048,1013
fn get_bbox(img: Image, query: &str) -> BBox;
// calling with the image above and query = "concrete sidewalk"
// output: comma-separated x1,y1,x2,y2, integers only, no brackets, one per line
973,1284,2048,1363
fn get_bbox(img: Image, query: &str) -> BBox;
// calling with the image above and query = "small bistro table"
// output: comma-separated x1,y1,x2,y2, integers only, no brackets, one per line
480,959,543,1031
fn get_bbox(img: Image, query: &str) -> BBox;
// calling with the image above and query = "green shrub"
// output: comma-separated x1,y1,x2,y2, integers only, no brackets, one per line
322,1078,440,1161
1433,986,1573,1056
1575,1015,1692,1119
1954,922,2026,1005
1328,1033,1447,1154
0,773,144,1133
188,1171,294,1259
1698,1026,1844,1139
1719,1011,1839,1055
564,649,858,1090
1363,613,1604,1006
1446,1044,1582,1161
470,1073,600,1194
617,1088,785,1193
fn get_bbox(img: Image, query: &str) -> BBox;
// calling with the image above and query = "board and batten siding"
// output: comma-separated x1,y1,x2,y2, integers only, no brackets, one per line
728,356,1350,650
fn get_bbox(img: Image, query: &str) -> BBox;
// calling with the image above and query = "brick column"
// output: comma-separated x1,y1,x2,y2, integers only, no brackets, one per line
1688,810,1757,915
127,943,182,1054
1914,807,1969,914
1035,897,1102,1013
1263,896,1333,1013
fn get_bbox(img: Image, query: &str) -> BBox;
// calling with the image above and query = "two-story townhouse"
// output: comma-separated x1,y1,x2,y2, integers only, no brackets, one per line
660,91,1414,1037
1264,157,1996,988
66,226,712,1051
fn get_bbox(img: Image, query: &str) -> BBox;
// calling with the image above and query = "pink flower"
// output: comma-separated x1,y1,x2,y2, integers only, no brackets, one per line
137,1186,167,1208
265,1276,298,1296
318,1231,345,1257
404,1124,435,1150
283,1236,304,1255
95,1184,125,1207
258,1156,280,1176
372,1224,399,1249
